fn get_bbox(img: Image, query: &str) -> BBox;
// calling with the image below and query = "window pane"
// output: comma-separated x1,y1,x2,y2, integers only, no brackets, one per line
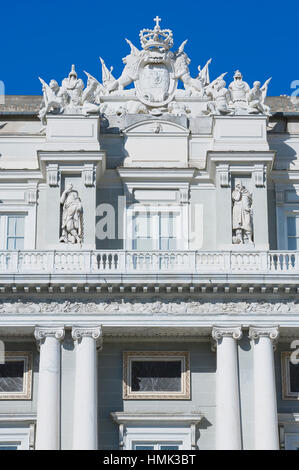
131,360,181,392
0,445,18,450
15,217,24,237
133,214,150,238
0,361,24,393
288,237,298,250
133,238,154,251
14,238,24,250
6,238,16,250
134,445,155,450
290,362,299,393
160,445,179,450
7,217,16,237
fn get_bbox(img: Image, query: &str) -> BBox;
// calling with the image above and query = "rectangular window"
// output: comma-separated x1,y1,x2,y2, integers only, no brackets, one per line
132,212,178,251
281,351,299,400
0,215,25,250
134,442,181,450
287,216,299,250
0,352,32,400
123,352,190,400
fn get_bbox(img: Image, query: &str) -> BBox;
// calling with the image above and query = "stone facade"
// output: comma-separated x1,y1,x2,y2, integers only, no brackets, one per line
0,18,299,451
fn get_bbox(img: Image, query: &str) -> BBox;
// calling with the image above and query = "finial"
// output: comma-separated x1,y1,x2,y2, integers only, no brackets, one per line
153,16,161,28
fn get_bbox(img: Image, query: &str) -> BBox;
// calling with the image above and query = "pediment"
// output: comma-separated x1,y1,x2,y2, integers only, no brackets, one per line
123,119,189,136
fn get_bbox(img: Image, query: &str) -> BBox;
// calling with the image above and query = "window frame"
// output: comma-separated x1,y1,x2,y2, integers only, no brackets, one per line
0,426,31,450
281,351,299,400
0,352,32,400
126,204,188,251
0,212,28,251
123,351,190,400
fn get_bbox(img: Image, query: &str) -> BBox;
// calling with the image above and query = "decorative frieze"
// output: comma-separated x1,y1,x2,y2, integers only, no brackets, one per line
2,298,299,315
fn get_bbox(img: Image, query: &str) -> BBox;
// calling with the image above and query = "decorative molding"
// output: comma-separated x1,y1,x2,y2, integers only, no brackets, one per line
34,326,65,342
2,298,299,315
46,164,59,187
248,325,279,341
253,164,265,187
82,164,95,187
71,326,103,349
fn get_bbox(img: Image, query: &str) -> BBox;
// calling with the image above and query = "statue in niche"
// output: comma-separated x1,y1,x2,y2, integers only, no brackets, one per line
228,70,250,110
61,65,84,109
59,184,83,245
232,180,253,245
247,78,272,116
38,78,66,129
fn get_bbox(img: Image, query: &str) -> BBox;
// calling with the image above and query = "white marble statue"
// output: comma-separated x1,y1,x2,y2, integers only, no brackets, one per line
232,180,253,244
82,72,101,115
99,57,117,94
206,78,233,115
60,184,83,245
228,70,250,111
107,40,142,93
38,78,66,128
247,78,272,115
61,65,84,110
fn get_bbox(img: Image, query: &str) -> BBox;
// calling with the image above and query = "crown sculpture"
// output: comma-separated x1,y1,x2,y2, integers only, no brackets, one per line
38,17,272,130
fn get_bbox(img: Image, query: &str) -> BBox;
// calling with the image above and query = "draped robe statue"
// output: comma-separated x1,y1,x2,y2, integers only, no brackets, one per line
59,184,83,244
232,180,253,244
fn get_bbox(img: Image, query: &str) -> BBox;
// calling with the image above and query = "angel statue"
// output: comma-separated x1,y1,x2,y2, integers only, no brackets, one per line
247,78,272,115
59,184,83,245
38,78,66,130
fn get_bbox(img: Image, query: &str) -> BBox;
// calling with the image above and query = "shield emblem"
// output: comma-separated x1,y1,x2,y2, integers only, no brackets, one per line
135,58,177,107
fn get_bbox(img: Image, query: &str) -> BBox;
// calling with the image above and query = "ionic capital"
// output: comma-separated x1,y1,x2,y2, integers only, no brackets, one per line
212,326,243,342
249,326,279,342
71,326,103,350
34,326,65,344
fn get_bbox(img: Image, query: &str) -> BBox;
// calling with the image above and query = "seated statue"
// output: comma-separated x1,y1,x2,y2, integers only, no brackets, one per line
38,78,66,130
206,79,234,115
247,78,272,115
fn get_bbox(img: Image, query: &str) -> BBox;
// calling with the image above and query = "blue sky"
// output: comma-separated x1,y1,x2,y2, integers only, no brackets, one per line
0,0,297,96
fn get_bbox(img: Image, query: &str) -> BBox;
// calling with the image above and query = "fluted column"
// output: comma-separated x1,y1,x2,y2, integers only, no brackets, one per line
249,326,279,450
212,326,243,450
72,326,103,450
34,326,65,450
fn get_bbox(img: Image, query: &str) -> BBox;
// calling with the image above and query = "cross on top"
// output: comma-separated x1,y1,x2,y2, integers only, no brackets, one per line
153,16,161,28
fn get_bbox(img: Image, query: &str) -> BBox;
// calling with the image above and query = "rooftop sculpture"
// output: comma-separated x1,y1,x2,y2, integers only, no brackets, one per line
38,18,272,129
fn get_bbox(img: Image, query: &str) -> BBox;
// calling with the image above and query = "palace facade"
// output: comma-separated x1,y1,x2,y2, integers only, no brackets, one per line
0,19,299,450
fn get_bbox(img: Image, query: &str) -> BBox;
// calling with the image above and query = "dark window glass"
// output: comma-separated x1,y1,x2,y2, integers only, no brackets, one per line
0,361,24,392
290,362,299,393
131,360,181,392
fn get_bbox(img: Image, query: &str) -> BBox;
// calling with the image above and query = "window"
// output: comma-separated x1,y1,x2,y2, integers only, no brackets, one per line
132,211,178,251
0,426,32,450
281,352,299,400
285,434,299,450
0,352,32,400
287,216,299,250
134,442,181,450
0,215,25,250
123,352,190,399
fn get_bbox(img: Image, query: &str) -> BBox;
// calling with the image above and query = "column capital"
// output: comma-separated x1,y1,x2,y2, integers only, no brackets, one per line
72,326,103,350
212,326,243,342
249,326,279,342
34,326,65,343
